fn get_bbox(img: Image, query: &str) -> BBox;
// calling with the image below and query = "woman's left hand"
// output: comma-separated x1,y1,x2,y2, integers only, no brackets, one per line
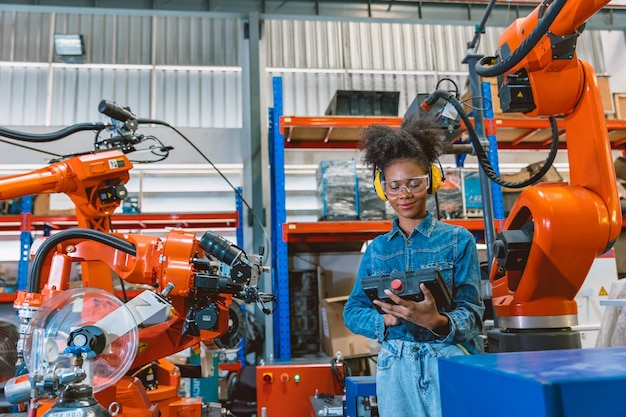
373,283,449,334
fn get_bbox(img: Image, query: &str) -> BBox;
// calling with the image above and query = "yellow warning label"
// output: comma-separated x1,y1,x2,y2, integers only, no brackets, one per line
516,91,524,98
599,286,609,296
138,342,148,354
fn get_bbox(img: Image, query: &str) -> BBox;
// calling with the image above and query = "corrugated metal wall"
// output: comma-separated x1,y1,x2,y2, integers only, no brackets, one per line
0,8,609,126
0,11,240,66
265,19,606,117
0,9,242,127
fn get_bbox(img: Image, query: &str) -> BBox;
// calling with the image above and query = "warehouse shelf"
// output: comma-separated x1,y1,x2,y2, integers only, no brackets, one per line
280,115,626,150
270,77,626,360
0,212,239,233
282,219,504,252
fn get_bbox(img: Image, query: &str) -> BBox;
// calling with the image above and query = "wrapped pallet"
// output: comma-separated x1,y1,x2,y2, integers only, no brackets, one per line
316,160,358,220
357,168,386,220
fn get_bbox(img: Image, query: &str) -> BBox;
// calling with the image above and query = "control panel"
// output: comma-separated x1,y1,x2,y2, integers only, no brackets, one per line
256,363,343,417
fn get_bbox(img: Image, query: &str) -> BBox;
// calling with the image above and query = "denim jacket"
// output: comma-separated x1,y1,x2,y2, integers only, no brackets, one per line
343,212,485,354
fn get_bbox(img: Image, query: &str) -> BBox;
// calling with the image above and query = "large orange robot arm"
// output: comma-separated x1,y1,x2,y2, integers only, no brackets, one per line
0,100,149,232
14,227,272,367
0,150,132,231
0,100,171,291
475,0,619,351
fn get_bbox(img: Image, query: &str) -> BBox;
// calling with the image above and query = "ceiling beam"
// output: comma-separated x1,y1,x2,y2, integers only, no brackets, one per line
1,1,625,30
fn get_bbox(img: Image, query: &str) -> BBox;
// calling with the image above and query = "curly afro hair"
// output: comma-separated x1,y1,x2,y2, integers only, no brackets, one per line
360,111,443,175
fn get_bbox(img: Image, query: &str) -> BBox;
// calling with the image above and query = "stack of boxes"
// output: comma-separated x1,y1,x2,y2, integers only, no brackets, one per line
316,161,389,221
357,168,387,220
316,159,564,221
316,160,359,220
290,269,320,357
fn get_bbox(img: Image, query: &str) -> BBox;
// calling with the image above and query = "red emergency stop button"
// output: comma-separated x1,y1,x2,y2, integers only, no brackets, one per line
280,373,290,383
262,373,273,384
391,279,403,292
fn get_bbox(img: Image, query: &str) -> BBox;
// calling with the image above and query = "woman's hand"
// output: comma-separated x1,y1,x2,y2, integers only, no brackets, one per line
373,283,450,335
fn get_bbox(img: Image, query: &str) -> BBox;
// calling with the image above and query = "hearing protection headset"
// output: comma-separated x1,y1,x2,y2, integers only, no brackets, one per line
373,163,444,201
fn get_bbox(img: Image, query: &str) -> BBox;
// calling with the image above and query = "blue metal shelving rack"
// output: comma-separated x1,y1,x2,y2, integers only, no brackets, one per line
17,196,34,291
268,76,291,360
481,82,505,222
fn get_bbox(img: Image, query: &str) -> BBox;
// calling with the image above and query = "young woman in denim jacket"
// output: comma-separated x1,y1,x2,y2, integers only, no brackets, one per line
343,113,485,417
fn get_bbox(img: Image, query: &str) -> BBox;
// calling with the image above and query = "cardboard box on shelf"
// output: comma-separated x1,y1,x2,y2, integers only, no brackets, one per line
500,162,563,193
500,171,531,193
597,75,614,114
526,162,563,183
33,194,75,216
614,92,626,120
320,296,372,358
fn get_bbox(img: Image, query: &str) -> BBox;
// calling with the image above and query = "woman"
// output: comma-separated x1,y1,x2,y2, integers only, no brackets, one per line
343,113,484,417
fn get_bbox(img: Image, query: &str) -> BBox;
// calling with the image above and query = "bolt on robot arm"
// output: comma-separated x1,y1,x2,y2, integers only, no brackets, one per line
476,0,621,351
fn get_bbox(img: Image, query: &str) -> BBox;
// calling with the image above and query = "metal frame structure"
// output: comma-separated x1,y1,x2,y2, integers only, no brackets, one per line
270,76,626,360
281,116,626,150
1,2,626,31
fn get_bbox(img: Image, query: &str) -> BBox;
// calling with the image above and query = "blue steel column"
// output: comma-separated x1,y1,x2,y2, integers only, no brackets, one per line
463,53,496,268
481,83,505,223
235,187,246,364
269,76,291,360
17,196,33,291
235,187,244,248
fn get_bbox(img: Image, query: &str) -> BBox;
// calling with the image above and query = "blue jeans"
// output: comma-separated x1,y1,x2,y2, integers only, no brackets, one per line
376,339,467,417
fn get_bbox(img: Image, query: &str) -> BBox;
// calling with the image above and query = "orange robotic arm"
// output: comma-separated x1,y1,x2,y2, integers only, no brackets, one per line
0,101,168,292
0,150,132,231
14,227,267,366
0,150,133,292
481,0,620,350
10,227,272,417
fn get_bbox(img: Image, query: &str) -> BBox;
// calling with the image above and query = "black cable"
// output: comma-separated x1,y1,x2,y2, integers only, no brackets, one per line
330,356,353,390
435,78,460,99
0,138,62,158
424,90,560,189
3,106,270,266
0,122,110,142
156,121,272,266
28,228,137,293
476,0,568,77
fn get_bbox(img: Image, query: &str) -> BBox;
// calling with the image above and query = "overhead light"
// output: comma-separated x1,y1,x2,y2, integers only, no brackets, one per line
53,34,85,63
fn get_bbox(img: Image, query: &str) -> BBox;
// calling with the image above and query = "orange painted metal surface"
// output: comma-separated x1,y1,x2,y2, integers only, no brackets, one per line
488,0,621,320
279,116,626,150
0,212,239,232
11,227,234,416
256,363,343,417
282,219,500,243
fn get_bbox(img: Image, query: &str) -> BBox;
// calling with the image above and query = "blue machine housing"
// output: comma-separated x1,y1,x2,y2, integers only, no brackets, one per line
439,346,626,417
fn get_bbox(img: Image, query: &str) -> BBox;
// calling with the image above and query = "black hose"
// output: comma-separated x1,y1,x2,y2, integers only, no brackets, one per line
28,228,137,293
137,118,171,127
425,90,560,190
0,123,110,142
476,0,568,78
